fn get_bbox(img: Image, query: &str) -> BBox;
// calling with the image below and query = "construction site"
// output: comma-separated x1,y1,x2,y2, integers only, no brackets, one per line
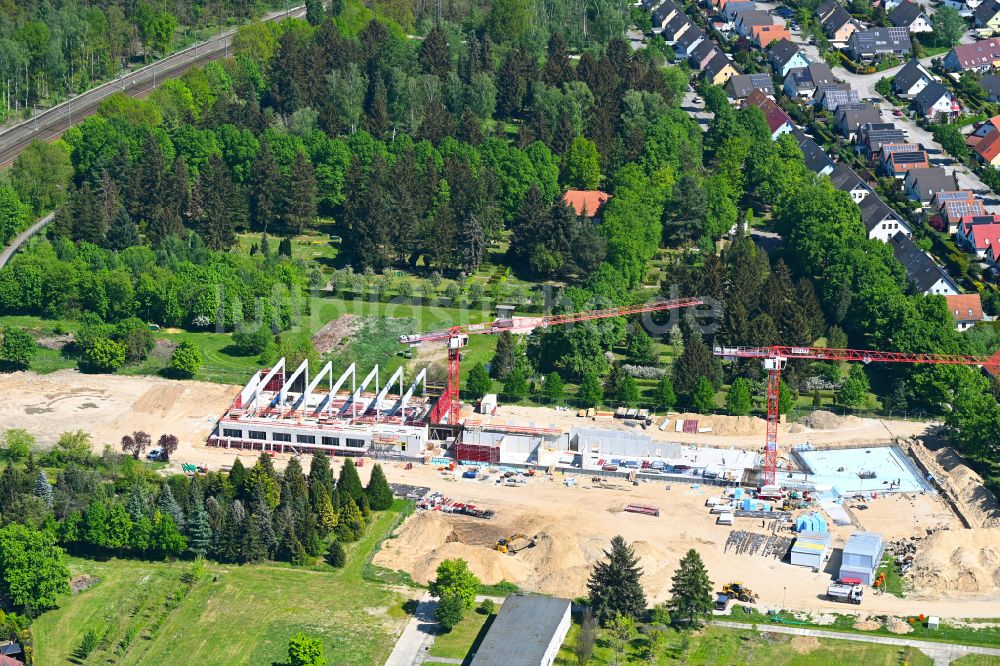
2,300,1000,622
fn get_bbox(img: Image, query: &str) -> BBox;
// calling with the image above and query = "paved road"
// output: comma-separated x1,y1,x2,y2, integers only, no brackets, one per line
385,592,438,666
0,211,55,269
713,620,1000,665
0,4,305,168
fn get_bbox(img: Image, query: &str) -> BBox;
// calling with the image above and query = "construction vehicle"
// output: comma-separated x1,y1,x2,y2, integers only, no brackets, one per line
495,533,536,555
721,582,759,603
826,581,864,604
400,298,702,424
714,345,1000,486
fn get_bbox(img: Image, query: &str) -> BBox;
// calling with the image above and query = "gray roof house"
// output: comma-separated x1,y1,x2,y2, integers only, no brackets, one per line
822,5,857,40
652,1,680,30
723,0,756,20
735,10,774,36
893,59,935,97
817,84,861,111
470,595,572,666
726,73,777,99
975,0,1000,30
904,166,959,203
785,68,817,97
661,14,692,43
847,27,912,61
890,0,933,32
675,28,707,59
889,232,961,296
834,102,883,137
829,162,872,203
860,193,913,242
913,81,962,120
768,38,811,77
981,73,1000,100
688,39,719,70
858,122,908,155
791,127,836,175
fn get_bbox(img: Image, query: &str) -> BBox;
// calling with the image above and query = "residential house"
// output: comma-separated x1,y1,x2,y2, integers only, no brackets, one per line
974,127,1000,166
822,5,860,43
791,127,836,175
980,73,1000,100
785,62,838,98
726,73,777,99
976,0,1000,36
885,149,932,178
834,102,882,137
469,595,572,666
817,0,840,21
744,89,795,139
890,0,933,32
890,232,961,295
785,68,817,97
688,40,720,70
752,24,791,47
703,52,741,85
562,190,611,222
651,1,681,31
945,294,988,331
944,0,983,14
0,656,23,666
860,194,914,242
722,0,756,21
675,28,708,59
816,83,861,110
884,0,906,10
768,38,810,77
944,39,1000,72
878,142,924,173
735,10,773,36
830,162,873,203
956,214,1000,256
661,14,693,43
913,81,962,120
904,167,959,204
847,27,913,62
933,191,986,231
892,59,935,97
858,122,908,156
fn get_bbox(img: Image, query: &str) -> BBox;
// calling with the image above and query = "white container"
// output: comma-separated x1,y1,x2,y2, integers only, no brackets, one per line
717,512,734,525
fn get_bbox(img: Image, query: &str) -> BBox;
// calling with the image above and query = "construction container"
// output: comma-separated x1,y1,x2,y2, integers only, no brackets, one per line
839,532,885,585
716,512,734,525
790,530,833,569
927,616,939,630
706,497,720,507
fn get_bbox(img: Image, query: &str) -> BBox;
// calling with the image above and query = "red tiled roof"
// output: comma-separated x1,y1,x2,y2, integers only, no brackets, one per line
945,293,984,322
0,655,24,666
743,89,792,134
977,128,1000,162
949,39,1000,70
562,190,610,217
751,25,791,46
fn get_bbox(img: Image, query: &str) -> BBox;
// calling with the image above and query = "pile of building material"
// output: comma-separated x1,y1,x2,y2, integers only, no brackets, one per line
723,530,791,559
623,503,660,517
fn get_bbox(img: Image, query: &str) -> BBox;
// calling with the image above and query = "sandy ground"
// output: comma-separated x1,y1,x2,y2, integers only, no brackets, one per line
0,370,238,449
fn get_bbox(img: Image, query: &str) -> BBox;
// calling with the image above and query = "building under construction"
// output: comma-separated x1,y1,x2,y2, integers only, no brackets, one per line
206,357,433,456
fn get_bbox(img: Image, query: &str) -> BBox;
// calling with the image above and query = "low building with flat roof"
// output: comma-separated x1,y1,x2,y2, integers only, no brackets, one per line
790,530,833,569
470,594,571,666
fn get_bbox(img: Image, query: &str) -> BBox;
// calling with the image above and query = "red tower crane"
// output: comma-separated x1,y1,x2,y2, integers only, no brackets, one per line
400,297,703,424
714,345,1000,487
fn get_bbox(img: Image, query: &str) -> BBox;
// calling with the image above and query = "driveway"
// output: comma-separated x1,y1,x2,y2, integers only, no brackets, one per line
712,620,1000,666
384,592,439,666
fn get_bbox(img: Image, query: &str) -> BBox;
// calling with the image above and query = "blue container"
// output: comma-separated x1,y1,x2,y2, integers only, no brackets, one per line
733,488,744,500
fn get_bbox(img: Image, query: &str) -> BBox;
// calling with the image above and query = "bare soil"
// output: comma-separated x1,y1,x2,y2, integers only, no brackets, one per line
311,315,362,354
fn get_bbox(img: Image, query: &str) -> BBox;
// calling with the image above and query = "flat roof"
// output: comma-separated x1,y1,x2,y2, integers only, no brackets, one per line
470,594,571,666
844,531,883,558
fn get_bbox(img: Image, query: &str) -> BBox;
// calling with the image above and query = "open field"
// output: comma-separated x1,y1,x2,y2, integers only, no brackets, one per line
32,503,411,665
554,623,937,665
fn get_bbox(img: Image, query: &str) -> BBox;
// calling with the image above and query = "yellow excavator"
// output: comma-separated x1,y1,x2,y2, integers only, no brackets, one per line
721,582,759,603
495,533,537,555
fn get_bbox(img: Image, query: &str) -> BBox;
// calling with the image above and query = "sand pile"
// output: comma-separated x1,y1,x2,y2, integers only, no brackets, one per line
798,411,863,430
672,413,767,436
908,528,1000,594
886,617,914,634
853,619,881,631
934,449,1000,528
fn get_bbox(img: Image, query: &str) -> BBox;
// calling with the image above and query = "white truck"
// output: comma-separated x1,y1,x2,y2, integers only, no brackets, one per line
826,581,864,604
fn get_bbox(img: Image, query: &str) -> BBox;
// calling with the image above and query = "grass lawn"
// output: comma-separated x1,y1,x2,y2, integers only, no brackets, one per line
878,554,906,597
428,609,493,659
32,502,412,666
554,623,935,665
952,656,1000,665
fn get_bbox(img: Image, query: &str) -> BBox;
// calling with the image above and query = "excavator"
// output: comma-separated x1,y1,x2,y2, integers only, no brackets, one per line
495,534,536,555
721,582,759,603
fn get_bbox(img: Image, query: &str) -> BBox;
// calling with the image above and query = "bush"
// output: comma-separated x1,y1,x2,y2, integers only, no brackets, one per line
82,337,126,372
326,540,346,568
0,327,36,369
478,598,495,615
169,341,202,377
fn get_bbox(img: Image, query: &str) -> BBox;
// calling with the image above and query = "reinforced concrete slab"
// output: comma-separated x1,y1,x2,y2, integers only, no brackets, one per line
794,445,932,494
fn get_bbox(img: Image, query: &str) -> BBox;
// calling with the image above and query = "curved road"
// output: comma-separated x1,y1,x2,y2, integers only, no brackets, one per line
0,212,55,269
0,4,305,169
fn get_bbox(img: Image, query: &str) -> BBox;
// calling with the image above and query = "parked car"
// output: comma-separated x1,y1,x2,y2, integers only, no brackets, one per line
146,448,163,461
893,109,904,117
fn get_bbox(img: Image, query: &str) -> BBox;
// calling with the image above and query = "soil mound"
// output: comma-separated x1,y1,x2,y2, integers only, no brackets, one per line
908,528,1000,594
672,413,767,436
798,411,863,430
886,617,914,634
934,449,1000,528
311,315,361,353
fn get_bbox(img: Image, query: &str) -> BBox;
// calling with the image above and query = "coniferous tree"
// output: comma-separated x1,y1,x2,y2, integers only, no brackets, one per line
325,540,346,568
491,331,518,380
587,535,647,625
229,458,248,499
33,470,53,508
157,484,185,530
667,549,713,626
306,0,324,24
133,133,167,223
249,141,282,233
672,328,719,399
125,485,149,520
186,498,213,557
364,78,390,138
337,459,364,504
106,206,140,250
282,153,318,235
365,464,393,511
419,26,451,76
335,495,365,541
542,32,575,87
308,452,335,498
197,154,239,250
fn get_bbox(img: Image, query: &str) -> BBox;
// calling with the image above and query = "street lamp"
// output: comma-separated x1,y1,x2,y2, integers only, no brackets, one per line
782,586,786,610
